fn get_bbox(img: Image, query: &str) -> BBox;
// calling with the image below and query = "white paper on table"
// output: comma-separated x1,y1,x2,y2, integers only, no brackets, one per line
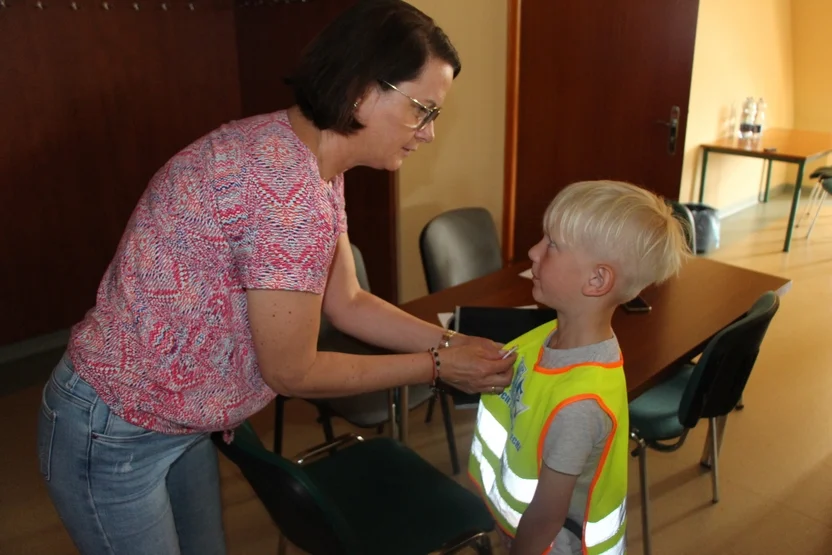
437,304,538,328
437,312,454,329
518,268,533,279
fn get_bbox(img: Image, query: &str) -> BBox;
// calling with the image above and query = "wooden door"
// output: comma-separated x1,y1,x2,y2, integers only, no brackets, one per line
504,0,700,260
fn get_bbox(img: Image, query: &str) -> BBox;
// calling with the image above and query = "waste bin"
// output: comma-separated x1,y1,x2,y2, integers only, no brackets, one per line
683,203,720,254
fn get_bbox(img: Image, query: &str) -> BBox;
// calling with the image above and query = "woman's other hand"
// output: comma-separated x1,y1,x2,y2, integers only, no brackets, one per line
438,342,515,395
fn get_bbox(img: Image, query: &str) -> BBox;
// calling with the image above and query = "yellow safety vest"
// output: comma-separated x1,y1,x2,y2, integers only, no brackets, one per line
468,320,629,555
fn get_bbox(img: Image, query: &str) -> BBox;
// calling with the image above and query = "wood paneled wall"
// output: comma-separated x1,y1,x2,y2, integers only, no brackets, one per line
0,0,242,345
0,0,398,346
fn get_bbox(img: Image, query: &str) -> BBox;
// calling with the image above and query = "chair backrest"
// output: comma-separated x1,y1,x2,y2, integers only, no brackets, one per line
678,292,780,428
319,243,370,340
211,423,358,554
419,207,503,293
668,200,697,253
351,243,371,293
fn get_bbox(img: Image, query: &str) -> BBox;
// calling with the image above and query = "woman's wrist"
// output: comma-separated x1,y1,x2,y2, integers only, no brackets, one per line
438,329,468,349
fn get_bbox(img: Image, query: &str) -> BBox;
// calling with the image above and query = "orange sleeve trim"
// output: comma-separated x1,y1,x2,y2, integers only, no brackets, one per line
535,394,620,555
582,397,618,555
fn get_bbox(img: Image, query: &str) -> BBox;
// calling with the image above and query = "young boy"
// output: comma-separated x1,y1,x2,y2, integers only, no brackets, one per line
468,180,689,555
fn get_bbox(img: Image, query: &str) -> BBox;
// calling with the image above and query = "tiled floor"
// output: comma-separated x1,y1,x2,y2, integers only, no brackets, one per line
2,189,832,554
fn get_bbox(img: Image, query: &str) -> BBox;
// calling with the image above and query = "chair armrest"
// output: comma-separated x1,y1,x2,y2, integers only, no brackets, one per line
293,433,365,465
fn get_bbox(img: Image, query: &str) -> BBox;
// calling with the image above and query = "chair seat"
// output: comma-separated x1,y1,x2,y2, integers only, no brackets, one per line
305,437,493,555
810,166,832,180
315,330,435,427
629,365,695,441
314,385,436,428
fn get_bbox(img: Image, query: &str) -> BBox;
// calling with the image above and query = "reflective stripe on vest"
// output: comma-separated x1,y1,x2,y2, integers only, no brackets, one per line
470,436,522,528
475,403,626,549
585,498,626,547
475,404,539,503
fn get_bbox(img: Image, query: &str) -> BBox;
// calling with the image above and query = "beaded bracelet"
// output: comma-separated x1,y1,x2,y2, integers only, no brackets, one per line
428,346,441,386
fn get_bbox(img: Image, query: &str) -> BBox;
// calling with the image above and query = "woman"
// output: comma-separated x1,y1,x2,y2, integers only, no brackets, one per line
37,1,515,554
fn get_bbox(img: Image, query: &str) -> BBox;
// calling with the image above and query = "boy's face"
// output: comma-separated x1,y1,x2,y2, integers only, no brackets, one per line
527,232,613,310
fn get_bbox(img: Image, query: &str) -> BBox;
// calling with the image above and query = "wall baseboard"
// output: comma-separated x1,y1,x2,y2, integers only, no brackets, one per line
714,182,792,220
0,329,69,366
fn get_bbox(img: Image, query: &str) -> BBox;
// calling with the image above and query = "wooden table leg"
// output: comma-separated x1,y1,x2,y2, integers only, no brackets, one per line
783,161,806,252
698,149,710,204
763,159,774,203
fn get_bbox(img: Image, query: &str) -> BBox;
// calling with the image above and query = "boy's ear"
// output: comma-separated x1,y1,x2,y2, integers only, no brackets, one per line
583,263,616,297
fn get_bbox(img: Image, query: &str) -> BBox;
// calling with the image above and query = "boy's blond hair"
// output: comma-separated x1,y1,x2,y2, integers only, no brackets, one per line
543,180,690,301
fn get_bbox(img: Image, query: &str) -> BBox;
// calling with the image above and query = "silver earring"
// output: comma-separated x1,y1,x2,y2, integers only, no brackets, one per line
353,100,360,109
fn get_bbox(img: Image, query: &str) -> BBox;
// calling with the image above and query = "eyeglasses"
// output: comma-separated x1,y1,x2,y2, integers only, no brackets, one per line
380,80,440,131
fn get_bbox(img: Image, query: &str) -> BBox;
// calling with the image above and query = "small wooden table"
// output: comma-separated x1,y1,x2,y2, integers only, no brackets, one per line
699,128,832,252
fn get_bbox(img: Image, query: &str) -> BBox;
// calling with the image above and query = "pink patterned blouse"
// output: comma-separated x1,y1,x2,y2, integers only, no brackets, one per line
68,110,347,435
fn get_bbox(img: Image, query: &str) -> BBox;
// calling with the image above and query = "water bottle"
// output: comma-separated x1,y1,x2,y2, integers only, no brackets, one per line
739,97,756,139
754,97,766,138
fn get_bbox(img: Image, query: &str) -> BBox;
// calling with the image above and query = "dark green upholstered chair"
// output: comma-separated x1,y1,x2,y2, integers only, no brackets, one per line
628,291,780,555
213,422,494,555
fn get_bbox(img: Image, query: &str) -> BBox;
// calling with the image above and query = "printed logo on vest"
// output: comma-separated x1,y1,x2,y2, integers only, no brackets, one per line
508,356,529,433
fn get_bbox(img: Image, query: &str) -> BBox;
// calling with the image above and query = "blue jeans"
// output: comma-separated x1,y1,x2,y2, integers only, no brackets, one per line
37,355,227,555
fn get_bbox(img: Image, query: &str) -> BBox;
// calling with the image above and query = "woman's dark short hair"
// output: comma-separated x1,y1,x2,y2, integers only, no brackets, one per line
288,0,461,135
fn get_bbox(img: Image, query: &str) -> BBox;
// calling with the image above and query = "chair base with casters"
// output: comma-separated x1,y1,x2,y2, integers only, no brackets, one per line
213,422,494,555
627,292,780,555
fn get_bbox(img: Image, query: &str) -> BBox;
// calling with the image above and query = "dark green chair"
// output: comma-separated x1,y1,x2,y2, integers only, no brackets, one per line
213,422,494,555
628,291,780,555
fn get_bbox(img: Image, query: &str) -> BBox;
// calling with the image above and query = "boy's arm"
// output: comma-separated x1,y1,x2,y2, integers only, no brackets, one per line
510,467,579,555
510,400,611,555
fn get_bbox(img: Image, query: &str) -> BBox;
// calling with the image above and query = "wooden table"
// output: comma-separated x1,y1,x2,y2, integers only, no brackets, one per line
699,128,832,252
401,258,791,401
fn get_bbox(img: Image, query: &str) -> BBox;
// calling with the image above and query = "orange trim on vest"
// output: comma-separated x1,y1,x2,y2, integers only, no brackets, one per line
533,383,620,555
533,357,624,375
529,336,623,376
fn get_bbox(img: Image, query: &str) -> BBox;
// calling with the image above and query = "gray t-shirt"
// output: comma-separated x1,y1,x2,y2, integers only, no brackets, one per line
541,332,620,555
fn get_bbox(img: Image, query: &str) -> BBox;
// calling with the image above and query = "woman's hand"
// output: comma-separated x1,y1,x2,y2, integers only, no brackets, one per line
438,341,516,395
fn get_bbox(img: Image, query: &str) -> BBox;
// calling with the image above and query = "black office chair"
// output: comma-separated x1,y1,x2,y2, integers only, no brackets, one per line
213,422,494,555
419,207,503,293
797,166,832,233
274,244,461,474
418,207,504,453
628,291,780,555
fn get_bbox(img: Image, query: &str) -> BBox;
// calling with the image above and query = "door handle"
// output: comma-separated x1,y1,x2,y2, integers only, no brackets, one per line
655,105,681,155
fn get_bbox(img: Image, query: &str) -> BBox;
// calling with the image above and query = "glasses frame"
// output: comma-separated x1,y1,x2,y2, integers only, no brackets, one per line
379,80,440,131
